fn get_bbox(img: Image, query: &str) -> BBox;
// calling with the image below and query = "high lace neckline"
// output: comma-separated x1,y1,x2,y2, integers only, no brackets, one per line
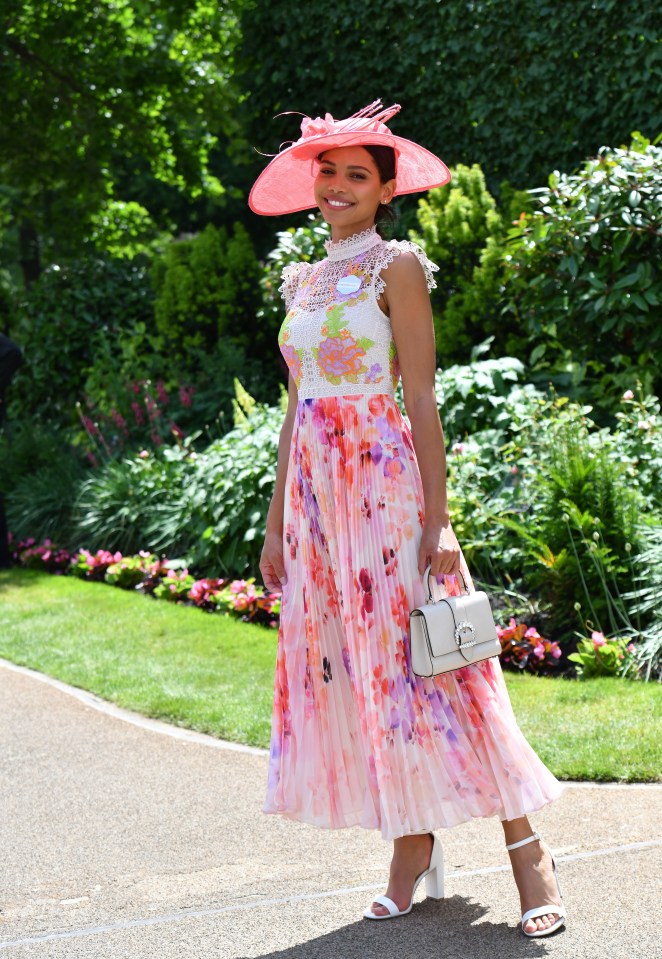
324,225,383,261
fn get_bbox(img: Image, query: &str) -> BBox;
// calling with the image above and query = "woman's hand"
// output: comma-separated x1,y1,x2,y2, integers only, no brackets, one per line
417,518,461,578
259,528,288,593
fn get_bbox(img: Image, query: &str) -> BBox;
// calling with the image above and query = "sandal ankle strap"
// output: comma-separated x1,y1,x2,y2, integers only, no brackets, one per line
506,830,541,851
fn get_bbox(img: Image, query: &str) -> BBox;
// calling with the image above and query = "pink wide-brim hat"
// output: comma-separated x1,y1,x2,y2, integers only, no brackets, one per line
248,100,451,216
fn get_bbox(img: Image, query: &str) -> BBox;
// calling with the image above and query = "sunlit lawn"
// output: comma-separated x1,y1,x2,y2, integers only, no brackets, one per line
1,568,659,780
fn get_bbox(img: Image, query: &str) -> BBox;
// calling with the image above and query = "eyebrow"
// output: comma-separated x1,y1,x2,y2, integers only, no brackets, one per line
319,161,372,172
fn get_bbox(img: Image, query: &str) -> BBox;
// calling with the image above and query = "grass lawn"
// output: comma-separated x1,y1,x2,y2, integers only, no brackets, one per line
1,568,660,781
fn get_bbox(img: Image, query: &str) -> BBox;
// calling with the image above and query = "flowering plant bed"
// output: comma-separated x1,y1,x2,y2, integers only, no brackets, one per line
10,537,280,628
496,618,562,674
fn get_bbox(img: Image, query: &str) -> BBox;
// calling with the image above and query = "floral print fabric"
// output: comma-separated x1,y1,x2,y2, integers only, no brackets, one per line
264,228,563,839
264,393,563,839
277,227,432,399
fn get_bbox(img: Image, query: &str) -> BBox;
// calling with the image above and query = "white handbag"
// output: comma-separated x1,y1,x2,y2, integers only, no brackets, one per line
409,564,501,677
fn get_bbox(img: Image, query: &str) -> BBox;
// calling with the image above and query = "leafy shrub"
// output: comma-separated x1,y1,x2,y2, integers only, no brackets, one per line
612,388,662,511
71,448,191,556
79,331,280,463
179,381,285,575
506,406,643,637
152,222,262,359
63,380,284,575
625,524,662,682
443,382,661,648
8,256,154,428
431,342,531,440
568,632,635,679
410,164,531,362
6,455,87,546
503,132,662,407
76,376,194,463
257,217,330,347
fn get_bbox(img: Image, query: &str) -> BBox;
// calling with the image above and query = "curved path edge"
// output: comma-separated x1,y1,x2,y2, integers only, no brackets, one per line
0,656,269,756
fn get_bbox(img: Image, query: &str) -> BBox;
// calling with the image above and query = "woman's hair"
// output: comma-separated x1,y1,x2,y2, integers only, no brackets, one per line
317,145,398,238
362,145,397,237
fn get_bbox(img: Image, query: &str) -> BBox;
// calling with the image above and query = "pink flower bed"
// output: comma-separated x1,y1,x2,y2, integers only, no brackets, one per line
9,536,280,628
496,618,562,675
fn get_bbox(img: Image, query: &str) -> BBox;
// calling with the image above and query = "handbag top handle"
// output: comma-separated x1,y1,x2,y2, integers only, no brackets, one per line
423,564,470,603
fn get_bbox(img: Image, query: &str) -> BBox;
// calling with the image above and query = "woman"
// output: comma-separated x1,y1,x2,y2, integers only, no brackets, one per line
251,101,566,937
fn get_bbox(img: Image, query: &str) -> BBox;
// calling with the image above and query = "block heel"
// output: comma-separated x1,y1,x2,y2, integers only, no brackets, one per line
363,832,444,919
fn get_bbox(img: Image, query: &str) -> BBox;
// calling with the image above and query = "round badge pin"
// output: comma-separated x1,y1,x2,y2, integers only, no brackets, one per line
335,275,362,295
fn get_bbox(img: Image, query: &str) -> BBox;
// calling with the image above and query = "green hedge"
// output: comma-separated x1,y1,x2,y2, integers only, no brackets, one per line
237,0,661,197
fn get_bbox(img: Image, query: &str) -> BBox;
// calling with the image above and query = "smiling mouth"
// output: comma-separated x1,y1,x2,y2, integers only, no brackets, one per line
324,198,354,209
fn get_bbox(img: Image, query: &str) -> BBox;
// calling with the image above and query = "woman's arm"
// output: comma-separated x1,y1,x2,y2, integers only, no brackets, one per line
381,252,461,578
260,373,298,592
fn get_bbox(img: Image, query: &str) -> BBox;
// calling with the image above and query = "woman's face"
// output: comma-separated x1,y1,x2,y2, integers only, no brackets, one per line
313,146,395,239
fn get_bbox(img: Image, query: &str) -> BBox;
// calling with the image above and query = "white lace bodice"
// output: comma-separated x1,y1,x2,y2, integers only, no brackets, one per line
277,226,438,400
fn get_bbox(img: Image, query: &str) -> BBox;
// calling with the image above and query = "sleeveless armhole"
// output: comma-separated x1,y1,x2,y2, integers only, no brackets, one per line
372,239,439,300
279,262,314,311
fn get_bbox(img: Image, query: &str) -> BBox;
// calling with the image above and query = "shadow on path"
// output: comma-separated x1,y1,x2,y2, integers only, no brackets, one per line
246,895,562,958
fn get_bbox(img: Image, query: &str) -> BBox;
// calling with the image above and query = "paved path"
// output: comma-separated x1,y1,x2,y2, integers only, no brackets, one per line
1,658,660,959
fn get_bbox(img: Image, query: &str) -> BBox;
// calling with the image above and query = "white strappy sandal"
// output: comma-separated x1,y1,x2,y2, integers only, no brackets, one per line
506,831,567,937
363,832,444,920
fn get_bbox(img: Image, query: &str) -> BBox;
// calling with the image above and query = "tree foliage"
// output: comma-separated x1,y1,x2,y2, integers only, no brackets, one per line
1,0,245,282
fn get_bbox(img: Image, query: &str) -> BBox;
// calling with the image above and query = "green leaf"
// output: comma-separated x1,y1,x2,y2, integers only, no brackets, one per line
631,293,649,312
530,343,547,364
613,272,641,290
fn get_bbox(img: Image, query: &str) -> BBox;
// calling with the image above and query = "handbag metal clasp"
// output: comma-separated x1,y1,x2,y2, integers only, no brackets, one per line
454,621,476,648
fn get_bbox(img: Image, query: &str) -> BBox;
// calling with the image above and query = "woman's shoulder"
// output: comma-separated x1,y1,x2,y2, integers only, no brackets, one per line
376,238,439,293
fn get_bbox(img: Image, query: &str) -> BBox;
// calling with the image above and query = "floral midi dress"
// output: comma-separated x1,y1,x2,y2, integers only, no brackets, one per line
264,225,563,841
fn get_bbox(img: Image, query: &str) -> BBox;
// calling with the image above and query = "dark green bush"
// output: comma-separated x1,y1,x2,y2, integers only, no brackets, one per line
410,165,531,363
152,222,262,359
502,132,662,407
0,422,81,496
6,456,86,545
238,0,661,197
8,256,154,428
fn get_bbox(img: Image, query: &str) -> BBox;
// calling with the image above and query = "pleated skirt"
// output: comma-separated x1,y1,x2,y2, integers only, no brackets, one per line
263,394,563,840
